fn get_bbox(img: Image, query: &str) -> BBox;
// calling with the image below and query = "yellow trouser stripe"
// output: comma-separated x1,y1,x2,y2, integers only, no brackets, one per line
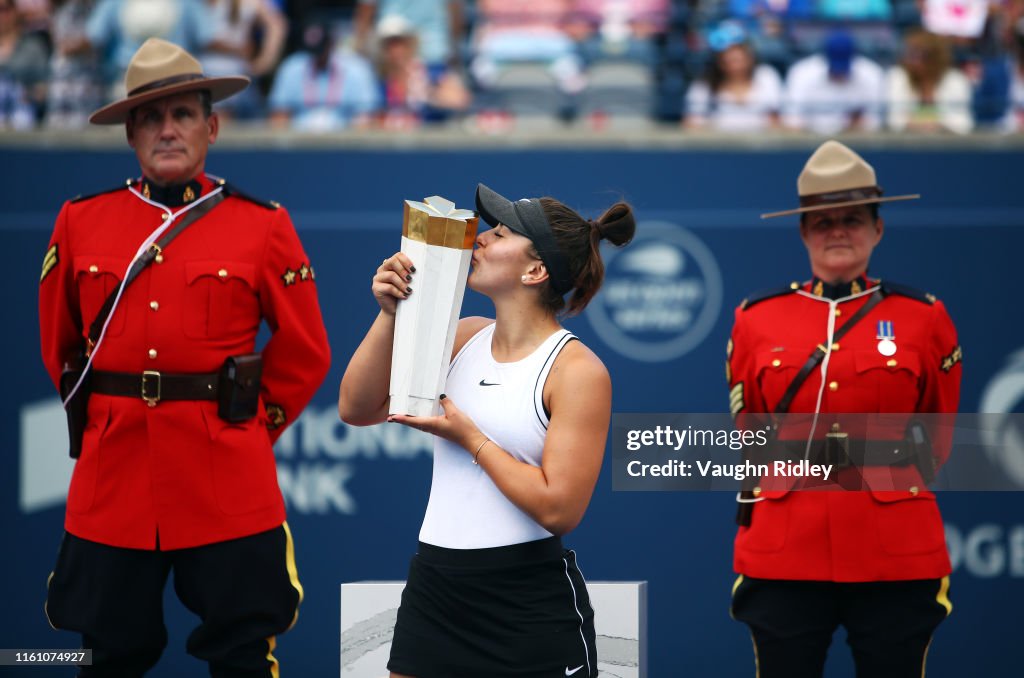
750,632,761,678
729,574,744,620
44,571,57,630
730,575,757,677
283,522,303,630
921,637,932,678
936,575,952,616
266,636,279,678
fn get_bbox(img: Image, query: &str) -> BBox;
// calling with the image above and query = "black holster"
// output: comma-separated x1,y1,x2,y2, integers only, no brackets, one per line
907,421,937,485
217,353,263,423
735,493,755,527
59,353,90,459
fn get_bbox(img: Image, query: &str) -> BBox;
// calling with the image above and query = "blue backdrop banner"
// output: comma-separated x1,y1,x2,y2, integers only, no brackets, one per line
3,145,1022,677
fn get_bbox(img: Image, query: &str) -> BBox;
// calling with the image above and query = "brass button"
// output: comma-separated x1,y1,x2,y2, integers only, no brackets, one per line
161,213,169,221
834,308,842,317
909,486,919,496
828,381,839,392
771,359,782,368
789,282,799,290
886,359,898,367
752,487,762,497
155,254,164,264
831,342,840,351
88,264,98,273
218,268,228,278
148,349,157,359
149,301,159,311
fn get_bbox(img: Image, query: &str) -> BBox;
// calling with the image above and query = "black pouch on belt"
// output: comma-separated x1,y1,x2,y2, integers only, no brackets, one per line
218,353,263,423
59,352,90,459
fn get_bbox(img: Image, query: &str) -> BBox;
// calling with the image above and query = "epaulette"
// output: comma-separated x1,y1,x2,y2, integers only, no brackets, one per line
880,281,936,305
739,282,801,311
71,180,132,203
218,180,281,210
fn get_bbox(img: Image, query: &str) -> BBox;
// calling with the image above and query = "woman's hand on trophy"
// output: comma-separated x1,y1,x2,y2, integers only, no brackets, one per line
388,395,484,454
373,252,416,315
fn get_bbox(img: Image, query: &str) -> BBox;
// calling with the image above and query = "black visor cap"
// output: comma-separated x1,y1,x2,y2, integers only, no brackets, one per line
474,183,574,296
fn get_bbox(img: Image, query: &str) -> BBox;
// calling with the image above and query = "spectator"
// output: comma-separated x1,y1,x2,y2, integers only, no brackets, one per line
886,29,973,133
725,0,813,73
0,0,47,124
565,0,670,63
684,20,783,131
268,21,379,131
1012,32,1024,130
45,0,101,128
354,0,464,74
201,0,288,119
84,0,215,101
783,29,885,134
373,14,470,128
14,0,50,46
470,0,587,96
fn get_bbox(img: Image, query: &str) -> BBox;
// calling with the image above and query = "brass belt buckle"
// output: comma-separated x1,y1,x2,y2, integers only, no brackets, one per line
825,423,850,468
141,370,161,407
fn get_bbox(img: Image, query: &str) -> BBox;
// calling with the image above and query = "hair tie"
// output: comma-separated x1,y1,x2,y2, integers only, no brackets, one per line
589,218,606,241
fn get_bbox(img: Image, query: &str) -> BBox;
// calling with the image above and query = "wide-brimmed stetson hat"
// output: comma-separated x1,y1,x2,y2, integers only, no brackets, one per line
89,38,249,125
761,140,919,219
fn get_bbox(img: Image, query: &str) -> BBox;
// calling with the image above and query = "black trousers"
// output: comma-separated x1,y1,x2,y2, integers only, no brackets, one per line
45,524,302,678
731,576,951,678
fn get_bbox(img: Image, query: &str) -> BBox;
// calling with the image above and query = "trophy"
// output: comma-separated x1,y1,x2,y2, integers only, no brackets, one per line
389,196,478,416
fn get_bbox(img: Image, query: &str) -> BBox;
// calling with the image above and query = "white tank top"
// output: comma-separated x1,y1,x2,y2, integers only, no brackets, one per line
418,323,577,549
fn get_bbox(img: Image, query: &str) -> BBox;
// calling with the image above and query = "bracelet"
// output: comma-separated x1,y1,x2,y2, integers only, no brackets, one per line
472,438,491,465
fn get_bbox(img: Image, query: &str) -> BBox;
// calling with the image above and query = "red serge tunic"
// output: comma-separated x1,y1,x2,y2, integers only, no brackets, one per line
39,175,331,550
727,278,962,581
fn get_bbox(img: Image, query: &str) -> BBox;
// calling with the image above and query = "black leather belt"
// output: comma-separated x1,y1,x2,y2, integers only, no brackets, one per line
774,438,919,469
91,370,218,406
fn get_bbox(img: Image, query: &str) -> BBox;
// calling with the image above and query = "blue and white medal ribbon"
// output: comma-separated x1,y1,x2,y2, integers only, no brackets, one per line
876,320,896,356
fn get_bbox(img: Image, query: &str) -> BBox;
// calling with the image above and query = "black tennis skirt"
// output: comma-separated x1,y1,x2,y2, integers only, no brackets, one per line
387,536,597,678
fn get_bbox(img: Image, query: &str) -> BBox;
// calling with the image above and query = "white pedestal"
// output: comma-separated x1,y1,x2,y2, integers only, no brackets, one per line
340,580,647,677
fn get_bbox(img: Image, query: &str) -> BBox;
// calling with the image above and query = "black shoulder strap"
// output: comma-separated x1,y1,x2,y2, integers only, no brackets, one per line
774,288,887,415
220,181,280,210
880,280,935,305
741,282,799,311
71,181,132,203
86,192,225,349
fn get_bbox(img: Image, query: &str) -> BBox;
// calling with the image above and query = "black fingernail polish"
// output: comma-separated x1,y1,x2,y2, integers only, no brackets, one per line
410,266,417,273
406,287,412,293
440,393,447,400
406,275,412,282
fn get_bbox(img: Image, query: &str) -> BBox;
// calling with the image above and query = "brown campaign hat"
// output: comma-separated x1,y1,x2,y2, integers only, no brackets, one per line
761,140,920,219
89,38,249,125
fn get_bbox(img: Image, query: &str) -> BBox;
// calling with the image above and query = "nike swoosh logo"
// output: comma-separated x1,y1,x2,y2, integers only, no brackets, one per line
479,379,501,386
565,666,584,676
